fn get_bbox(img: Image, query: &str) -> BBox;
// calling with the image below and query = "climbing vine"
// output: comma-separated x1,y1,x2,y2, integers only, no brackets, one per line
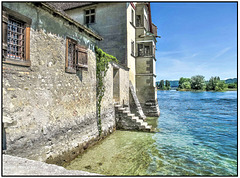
95,46,118,136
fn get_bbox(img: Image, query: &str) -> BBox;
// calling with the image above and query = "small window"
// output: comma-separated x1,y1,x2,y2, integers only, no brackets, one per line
137,43,152,57
131,9,134,25
138,44,144,56
85,8,95,24
66,38,77,73
144,45,150,56
136,15,141,27
2,8,31,66
131,41,134,56
65,38,88,74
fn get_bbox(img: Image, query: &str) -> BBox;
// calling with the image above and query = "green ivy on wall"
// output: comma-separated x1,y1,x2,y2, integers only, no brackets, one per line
95,46,118,136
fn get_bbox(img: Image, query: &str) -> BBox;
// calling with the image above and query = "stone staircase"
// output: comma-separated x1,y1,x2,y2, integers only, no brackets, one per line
114,103,152,132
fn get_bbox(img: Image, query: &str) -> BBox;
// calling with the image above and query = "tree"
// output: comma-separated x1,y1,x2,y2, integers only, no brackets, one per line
182,81,191,89
228,82,237,89
165,80,171,90
206,76,220,91
215,81,227,91
179,77,191,89
191,75,205,90
159,80,164,90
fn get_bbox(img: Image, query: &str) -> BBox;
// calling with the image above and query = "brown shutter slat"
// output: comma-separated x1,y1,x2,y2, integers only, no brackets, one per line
2,11,8,53
76,44,88,69
65,38,68,69
25,26,30,61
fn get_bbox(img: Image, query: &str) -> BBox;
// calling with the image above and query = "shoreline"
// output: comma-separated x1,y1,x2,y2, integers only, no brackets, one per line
157,89,237,92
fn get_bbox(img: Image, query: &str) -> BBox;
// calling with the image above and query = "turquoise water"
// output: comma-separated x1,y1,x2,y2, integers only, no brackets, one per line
148,91,237,176
66,90,237,176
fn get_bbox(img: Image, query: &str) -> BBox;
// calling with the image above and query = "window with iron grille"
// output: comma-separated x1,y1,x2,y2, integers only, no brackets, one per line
85,8,95,24
66,38,88,74
2,7,31,66
7,17,25,60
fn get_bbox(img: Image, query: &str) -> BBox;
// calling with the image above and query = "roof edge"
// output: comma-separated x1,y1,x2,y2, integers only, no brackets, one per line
40,2,103,41
64,3,97,11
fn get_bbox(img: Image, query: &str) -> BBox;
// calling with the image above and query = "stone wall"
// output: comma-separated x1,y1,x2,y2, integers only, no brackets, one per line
100,62,130,134
2,2,110,165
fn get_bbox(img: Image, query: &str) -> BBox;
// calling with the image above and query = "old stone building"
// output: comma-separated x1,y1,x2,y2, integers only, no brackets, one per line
2,2,158,166
55,2,160,117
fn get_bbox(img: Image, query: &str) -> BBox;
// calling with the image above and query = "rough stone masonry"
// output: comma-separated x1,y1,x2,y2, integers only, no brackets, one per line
2,2,119,166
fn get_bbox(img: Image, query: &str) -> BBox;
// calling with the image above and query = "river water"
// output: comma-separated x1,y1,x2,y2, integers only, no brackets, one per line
65,90,237,176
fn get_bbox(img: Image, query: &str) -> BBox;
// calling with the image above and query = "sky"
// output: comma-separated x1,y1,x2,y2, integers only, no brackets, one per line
151,2,237,81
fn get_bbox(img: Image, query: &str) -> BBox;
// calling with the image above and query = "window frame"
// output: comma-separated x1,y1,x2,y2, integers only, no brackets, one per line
65,37,88,74
65,37,77,74
137,43,153,57
136,15,142,27
85,8,95,25
2,7,32,67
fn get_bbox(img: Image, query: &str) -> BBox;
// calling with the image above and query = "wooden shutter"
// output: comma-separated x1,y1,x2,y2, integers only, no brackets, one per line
25,26,30,61
76,45,88,70
2,11,8,56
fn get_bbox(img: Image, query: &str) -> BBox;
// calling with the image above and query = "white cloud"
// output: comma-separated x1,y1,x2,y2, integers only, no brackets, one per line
211,47,231,60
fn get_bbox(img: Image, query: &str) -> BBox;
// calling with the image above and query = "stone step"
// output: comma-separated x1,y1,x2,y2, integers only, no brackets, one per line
139,125,148,129
114,104,122,108
118,107,125,111
114,102,120,105
145,125,152,129
127,113,135,117
141,122,148,126
132,116,139,120
122,110,130,114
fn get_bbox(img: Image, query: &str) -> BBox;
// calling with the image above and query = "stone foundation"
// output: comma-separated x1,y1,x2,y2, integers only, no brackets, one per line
141,99,160,117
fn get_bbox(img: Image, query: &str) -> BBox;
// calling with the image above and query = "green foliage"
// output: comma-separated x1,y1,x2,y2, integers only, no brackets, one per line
215,81,227,91
158,80,170,90
165,80,171,90
206,76,220,91
228,83,237,88
190,75,205,90
182,81,191,89
96,46,118,136
178,77,191,89
159,80,165,90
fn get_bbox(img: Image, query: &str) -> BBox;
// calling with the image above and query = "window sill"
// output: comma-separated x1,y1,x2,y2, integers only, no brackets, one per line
76,64,88,69
136,55,154,58
3,58,31,67
65,68,77,74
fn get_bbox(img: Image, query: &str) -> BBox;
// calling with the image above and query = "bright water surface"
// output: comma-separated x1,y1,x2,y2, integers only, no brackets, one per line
65,91,237,176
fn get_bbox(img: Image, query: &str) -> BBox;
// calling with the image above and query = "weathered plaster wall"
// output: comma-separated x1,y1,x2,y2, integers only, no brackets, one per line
136,75,155,103
66,3,127,65
126,3,136,90
2,2,109,165
119,65,129,106
136,57,154,74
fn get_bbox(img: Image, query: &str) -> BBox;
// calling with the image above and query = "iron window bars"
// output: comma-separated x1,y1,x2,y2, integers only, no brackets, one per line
7,16,25,60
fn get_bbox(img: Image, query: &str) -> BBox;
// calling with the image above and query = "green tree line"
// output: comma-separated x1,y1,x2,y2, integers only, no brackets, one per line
157,80,171,90
177,75,237,91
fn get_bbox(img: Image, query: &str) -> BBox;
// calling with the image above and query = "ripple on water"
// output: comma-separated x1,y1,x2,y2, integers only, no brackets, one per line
65,91,237,176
